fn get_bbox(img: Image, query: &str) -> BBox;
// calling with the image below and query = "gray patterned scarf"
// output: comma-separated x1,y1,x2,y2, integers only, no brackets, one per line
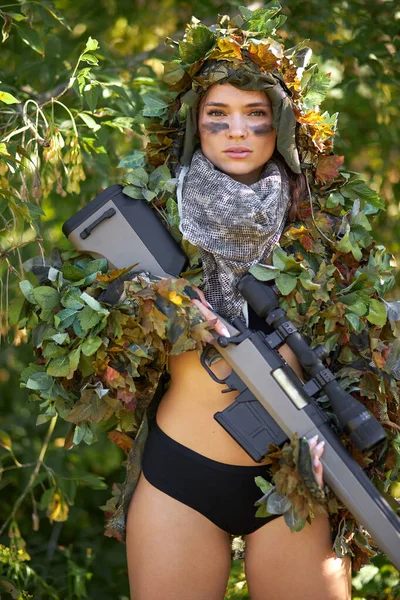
178,149,291,322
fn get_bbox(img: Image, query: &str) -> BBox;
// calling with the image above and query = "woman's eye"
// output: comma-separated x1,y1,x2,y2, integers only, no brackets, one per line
208,110,225,117
250,110,267,117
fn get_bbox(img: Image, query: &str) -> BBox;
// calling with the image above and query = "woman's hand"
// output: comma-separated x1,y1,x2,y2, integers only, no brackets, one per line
308,435,325,488
190,287,231,338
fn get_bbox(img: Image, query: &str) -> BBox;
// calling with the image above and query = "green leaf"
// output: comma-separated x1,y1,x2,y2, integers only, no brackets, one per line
239,5,254,20
68,347,82,378
142,94,168,117
341,294,368,316
47,355,71,377
366,299,387,327
266,491,291,514
80,291,109,315
80,53,99,65
275,273,297,295
83,258,108,276
162,61,186,86
340,179,384,209
39,488,55,510
255,476,274,495
299,271,320,291
326,192,344,208
20,364,45,386
303,69,331,107
255,502,273,518
284,508,307,532
124,167,149,187
118,152,146,170
61,287,85,310
36,414,52,425
8,296,26,325
78,112,100,132
26,371,54,390
122,184,144,200
0,91,20,104
0,430,12,451
148,165,172,191
26,202,45,220
142,188,157,202
50,333,70,345
249,263,279,282
272,246,301,273
81,336,103,356
19,280,37,304
84,37,99,53
32,323,57,347
77,473,107,489
345,313,364,332
15,22,44,56
84,85,100,112
351,211,372,231
55,307,80,329
34,1,72,31
166,197,180,228
42,342,68,359
179,24,216,64
335,228,363,260
62,263,85,282
32,286,60,310
78,306,102,331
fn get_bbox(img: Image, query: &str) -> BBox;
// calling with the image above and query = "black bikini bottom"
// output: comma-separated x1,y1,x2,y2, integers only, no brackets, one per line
142,420,281,536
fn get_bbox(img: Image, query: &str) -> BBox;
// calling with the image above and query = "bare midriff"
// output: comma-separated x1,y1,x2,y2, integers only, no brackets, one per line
156,349,272,467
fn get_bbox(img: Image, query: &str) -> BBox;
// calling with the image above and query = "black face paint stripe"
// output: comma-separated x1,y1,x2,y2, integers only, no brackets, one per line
249,124,274,135
201,122,229,134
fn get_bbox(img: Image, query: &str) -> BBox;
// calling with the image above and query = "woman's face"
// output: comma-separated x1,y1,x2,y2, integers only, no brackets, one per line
198,83,277,185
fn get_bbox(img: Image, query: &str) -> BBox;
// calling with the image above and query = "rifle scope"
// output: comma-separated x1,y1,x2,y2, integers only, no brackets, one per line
237,273,386,453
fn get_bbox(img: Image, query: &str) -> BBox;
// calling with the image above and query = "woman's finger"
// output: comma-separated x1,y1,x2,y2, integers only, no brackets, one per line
312,455,324,489
191,298,230,338
192,286,213,309
308,436,325,489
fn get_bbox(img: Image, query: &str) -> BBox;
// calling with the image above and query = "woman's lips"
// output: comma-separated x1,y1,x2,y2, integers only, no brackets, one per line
223,146,253,159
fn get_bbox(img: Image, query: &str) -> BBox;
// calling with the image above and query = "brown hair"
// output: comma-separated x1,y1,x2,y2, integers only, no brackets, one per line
273,150,306,222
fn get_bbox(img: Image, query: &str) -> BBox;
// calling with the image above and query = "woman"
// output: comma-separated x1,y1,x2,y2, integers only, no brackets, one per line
124,77,352,599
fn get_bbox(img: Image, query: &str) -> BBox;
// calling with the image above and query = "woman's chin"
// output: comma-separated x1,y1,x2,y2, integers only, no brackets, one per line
219,163,264,185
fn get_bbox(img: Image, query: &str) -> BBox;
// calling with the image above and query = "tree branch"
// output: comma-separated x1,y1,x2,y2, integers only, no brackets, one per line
0,416,58,537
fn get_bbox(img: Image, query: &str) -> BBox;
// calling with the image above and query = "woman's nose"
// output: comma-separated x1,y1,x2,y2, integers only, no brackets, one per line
227,115,248,138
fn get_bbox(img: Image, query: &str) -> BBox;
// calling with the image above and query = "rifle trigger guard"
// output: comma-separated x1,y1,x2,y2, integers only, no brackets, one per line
200,344,241,393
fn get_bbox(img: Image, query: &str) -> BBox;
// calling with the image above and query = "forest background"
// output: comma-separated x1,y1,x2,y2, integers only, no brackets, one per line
0,0,399,598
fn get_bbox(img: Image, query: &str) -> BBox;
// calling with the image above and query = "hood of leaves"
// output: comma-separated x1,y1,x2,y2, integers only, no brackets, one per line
137,3,339,175
16,251,213,451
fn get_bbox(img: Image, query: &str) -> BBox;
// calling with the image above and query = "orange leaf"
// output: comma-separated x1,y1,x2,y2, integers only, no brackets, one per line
108,430,134,454
208,38,243,61
96,265,137,283
248,42,278,71
315,155,345,183
105,366,121,383
298,110,326,125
